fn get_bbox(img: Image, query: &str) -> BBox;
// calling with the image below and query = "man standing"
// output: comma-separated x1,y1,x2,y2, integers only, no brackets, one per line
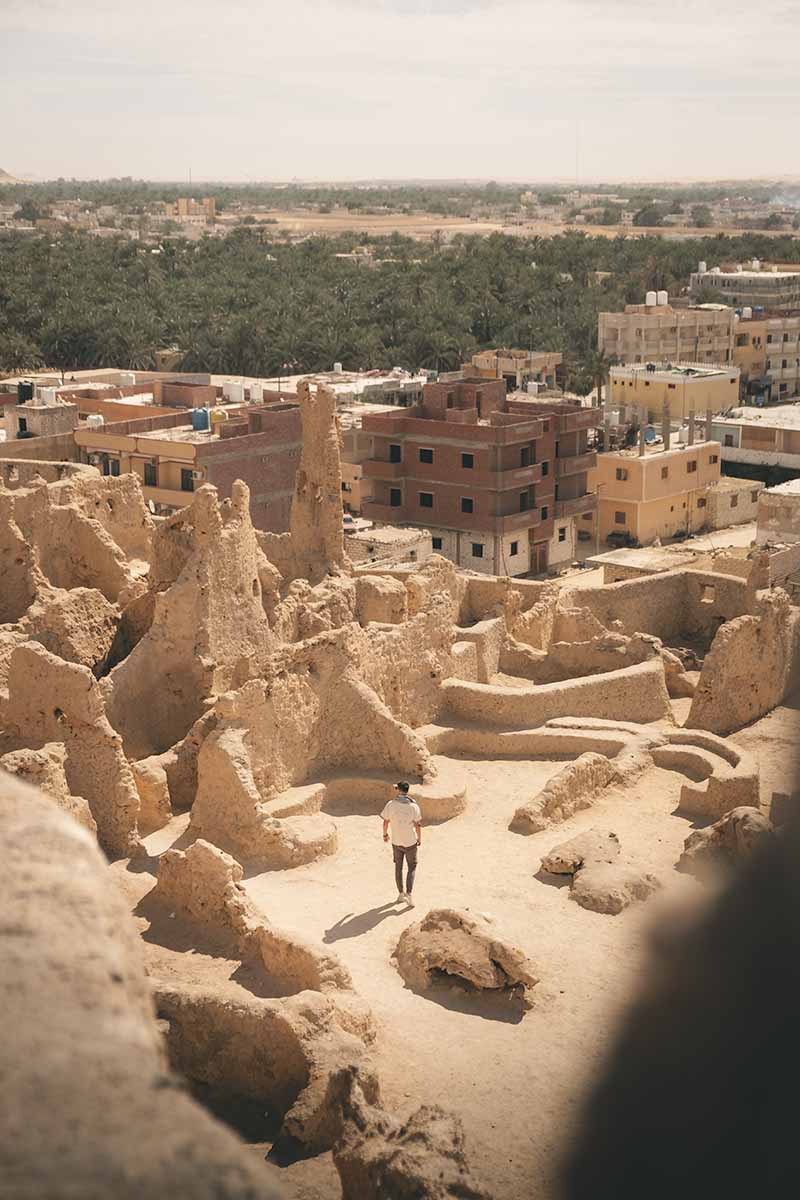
381,781,422,907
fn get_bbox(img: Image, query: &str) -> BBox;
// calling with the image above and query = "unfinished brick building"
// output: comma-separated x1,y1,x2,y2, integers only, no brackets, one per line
361,380,598,575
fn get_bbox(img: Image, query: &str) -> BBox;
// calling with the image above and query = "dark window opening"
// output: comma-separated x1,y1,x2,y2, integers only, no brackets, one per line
144,462,157,487
389,443,402,463
181,468,195,493
541,505,549,521
389,488,401,507
510,541,518,556
461,452,474,469
432,536,443,550
419,447,433,464
461,497,473,514
110,459,121,477
471,543,484,558
419,492,433,508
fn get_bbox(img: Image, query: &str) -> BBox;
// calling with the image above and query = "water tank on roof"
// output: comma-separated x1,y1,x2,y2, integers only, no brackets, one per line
657,290,668,306
334,361,343,374
743,306,753,319
223,381,245,404
38,386,59,405
209,409,228,428
191,408,210,431
698,261,707,273
645,291,657,307
249,383,264,403
752,259,760,271
120,371,136,386
86,413,105,430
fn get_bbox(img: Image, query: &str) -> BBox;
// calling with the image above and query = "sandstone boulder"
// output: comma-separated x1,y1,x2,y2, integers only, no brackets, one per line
394,908,538,1008
540,829,620,875
569,863,661,915
333,1069,492,1200
678,806,773,879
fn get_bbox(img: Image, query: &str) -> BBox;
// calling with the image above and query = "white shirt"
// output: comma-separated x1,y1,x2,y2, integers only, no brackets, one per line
381,796,422,848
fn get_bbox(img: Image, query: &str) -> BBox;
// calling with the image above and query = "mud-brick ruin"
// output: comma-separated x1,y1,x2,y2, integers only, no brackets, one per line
1,382,798,1200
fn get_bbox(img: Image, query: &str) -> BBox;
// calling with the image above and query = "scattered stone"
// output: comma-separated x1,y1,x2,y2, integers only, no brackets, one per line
333,1068,493,1200
541,828,659,915
540,829,620,875
394,908,538,1008
678,806,774,879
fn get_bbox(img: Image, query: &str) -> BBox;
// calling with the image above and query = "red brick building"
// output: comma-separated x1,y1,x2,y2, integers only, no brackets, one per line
361,379,598,576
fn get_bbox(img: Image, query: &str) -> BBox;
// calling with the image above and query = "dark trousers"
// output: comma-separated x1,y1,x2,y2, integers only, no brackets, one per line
393,844,418,894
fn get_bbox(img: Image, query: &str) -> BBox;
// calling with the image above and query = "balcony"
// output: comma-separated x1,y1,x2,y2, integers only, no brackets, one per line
555,492,598,519
555,450,597,477
559,409,601,433
362,459,405,480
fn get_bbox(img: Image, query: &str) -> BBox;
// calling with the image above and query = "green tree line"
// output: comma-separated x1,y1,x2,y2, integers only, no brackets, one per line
2,227,800,394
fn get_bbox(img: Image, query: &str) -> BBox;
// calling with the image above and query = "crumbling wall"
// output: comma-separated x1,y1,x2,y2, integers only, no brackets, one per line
561,569,751,645
289,381,349,584
2,642,141,857
0,742,96,834
102,483,275,758
19,585,118,671
0,772,283,1200
688,589,800,735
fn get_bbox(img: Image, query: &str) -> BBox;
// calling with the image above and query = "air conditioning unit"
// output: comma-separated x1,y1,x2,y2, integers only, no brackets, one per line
190,469,204,480
87,453,102,465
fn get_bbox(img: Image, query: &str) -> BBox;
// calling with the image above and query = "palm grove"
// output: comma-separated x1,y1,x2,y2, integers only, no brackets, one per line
2,226,799,394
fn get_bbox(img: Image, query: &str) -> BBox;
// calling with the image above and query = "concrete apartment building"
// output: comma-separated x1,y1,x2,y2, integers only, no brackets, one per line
709,407,800,478
464,349,562,392
74,402,301,530
732,311,800,402
339,402,397,515
361,378,597,576
598,298,735,367
164,197,216,223
3,386,78,441
609,363,740,422
590,439,722,546
689,260,800,311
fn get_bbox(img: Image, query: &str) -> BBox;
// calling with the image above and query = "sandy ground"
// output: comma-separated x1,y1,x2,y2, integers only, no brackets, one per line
123,698,798,1200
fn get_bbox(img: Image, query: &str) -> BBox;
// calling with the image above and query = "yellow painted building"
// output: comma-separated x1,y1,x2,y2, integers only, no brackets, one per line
590,441,722,545
608,363,740,422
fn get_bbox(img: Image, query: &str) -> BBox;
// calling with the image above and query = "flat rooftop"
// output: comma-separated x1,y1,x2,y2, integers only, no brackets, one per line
612,363,735,380
715,403,800,428
137,425,220,445
586,546,699,572
696,269,800,280
604,437,720,460
347,525,429,544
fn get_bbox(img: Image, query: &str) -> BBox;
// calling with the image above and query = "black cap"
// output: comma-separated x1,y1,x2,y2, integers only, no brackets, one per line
395,781,410,793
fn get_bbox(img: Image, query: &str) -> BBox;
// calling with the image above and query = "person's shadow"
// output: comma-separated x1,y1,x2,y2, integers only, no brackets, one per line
323,902,407,943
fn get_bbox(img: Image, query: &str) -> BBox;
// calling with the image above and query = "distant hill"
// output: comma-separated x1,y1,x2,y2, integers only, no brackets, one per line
0,169,24,185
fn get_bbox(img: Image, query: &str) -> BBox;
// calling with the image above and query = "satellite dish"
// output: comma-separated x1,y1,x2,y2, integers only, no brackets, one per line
148,500,156,514
644,426,657,443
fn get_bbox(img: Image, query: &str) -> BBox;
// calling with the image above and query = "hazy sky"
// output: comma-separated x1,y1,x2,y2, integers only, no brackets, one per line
3,0,799,182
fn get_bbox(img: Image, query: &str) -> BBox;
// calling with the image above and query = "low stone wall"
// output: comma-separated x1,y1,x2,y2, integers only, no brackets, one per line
441,659,672,729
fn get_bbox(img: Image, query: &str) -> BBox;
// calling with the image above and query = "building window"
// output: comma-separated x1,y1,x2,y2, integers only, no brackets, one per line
471,542,484,558
730,494,738,508
419,492,433,508
668,383,676,390
461,452,474,469
520,491,531,512
432,536,442,550
558,527,567,542
181,468,195,493
110,459,121,477
724,434,734,446
541,505,549,521
541,460,549,476
687,460,697,473
783,360,789,369
419,447,433,464
143,462,157,487
389,443,402,463
461,497,473,514
616,468,628,480
510,541,518,556
389,488,401,507
101,456,110,476
697,498,707,508
661,466,668,479
709,454,718,464
614,511,626,524
520,445,533,467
